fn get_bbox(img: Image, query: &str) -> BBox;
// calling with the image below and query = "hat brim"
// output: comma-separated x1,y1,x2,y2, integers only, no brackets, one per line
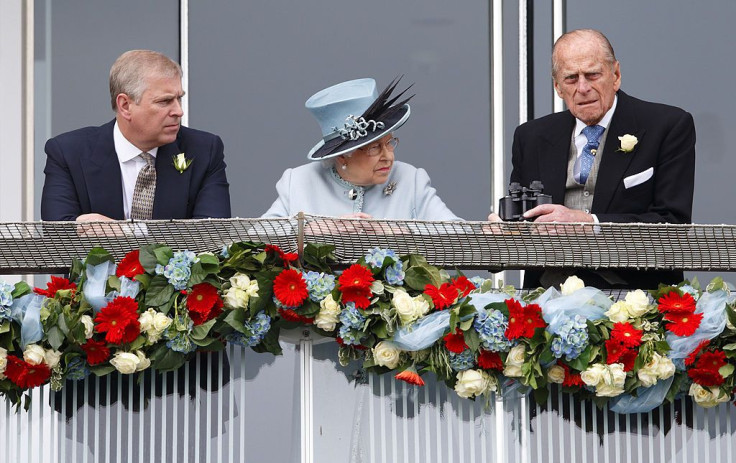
307,104,411,160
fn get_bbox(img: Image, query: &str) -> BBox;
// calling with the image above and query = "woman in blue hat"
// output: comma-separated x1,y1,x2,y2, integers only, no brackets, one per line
262,78,459,220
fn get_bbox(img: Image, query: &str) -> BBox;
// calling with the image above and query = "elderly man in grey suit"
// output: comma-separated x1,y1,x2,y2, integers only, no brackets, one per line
491,29,695,289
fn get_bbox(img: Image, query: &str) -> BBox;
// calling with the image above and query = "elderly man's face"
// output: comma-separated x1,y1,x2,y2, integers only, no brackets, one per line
126,75,184,152
553,38,621,125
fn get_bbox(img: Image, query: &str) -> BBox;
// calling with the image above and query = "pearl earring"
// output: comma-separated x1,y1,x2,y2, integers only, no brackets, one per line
341,164,347,171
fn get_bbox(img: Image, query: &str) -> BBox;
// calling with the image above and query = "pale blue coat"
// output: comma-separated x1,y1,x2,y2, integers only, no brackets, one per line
262,161,459,220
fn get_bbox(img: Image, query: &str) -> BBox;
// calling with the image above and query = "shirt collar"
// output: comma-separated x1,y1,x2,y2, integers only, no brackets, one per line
114,121,159,161
574,94,618,137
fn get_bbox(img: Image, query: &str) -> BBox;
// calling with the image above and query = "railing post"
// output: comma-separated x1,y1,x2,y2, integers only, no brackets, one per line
297,212,305,259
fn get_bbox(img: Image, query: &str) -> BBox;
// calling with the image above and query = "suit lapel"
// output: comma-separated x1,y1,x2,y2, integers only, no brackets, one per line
592,91,645,213
153,140,191,219
539,113,576,204
82,120,125,219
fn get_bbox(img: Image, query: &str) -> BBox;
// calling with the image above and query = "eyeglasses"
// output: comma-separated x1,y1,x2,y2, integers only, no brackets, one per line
358,137,399,157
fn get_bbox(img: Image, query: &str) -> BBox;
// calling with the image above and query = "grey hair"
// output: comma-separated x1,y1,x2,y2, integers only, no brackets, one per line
319,151,354,170
551,29,617,78
109,50,182,111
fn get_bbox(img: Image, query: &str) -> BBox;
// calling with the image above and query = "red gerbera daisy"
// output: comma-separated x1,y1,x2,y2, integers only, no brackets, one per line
685,340,711,366
94,296,141,344
116,250,145,279
452,276,475,298
424,283,458,310
265,244,299,265
505,299,546,339
188,285,224,326
560,363,585,387
341,287,373,309
4,355,51,389
278,308,314,324
605,338,625,363
663,311,704,337
478,349,503,370
81,339,111,365
695,350,727,371
339,265,374,309
395,366,425,386
657,291,697,314
443,328,468,354
688,367,725,387
619,349,638,372
273,269,309,307
610,322,643,348
335,337,367,350
34,275,77,298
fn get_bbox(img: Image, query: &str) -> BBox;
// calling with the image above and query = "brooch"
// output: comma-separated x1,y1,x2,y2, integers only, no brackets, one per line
383,182,397,196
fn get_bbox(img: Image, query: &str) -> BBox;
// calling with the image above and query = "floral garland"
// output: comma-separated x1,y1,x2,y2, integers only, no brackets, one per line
1,242,735,412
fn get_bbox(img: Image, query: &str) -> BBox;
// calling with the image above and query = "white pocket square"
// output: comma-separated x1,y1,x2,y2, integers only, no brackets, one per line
623,167,654,189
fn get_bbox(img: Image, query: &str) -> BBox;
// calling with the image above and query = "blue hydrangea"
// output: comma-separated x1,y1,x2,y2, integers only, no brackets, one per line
155,250,199,290
242,311,271,346
0,281,13,319
449,349,476,371
338,303,366,346
65,357,90,381
303,271,336,302
549,315,589,361
164,315,197,353
474,309,514,352
469,276,486,289
384,262,405,286
220,245,230,258
679,285,699,301
272,295,299,310
364,247,399,268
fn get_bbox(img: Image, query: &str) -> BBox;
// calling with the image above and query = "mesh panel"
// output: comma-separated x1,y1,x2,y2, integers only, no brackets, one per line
1,215,735,273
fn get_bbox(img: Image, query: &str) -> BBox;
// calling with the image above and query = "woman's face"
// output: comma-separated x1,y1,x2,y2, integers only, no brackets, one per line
336,134,396,186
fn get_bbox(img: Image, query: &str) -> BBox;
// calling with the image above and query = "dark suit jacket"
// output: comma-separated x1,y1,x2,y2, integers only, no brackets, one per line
510,91,696,289
41,120,231,220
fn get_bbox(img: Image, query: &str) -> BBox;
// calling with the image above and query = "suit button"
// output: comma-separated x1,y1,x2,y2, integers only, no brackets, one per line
583,191,590,197
584,208,590,213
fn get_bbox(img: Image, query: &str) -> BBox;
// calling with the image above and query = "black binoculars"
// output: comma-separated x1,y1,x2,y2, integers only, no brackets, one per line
498,181,552,221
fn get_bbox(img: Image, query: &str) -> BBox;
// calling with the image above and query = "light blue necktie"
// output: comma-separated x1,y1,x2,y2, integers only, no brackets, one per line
579,125,605,184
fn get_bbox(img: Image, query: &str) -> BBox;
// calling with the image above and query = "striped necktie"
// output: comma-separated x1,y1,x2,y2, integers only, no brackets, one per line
130,152,156,220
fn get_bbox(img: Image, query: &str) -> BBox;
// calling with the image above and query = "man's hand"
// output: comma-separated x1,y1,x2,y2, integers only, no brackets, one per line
523,204,594,223
75,213,126,237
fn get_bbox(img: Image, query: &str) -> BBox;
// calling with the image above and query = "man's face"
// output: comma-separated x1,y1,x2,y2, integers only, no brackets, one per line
126,75,184,152
553,39,621,125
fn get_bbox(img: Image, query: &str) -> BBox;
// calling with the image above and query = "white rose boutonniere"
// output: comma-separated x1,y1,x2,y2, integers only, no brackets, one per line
173,152,193,173
617,134,638,153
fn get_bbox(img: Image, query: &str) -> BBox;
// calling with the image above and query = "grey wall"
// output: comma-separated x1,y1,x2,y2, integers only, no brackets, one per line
188,0,491,220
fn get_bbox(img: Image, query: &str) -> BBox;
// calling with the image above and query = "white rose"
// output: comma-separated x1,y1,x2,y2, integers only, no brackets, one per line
44,349,63,369
605,301,632,323
23,344,46,366
315,294,341,331
547,365,565,384
595,363,627,396
690,383,730,408
581,363,606,387
412,295,430,318
152,312,172,333
110,352,140,374
618,134,638,152
372,341,402,369
455,369,491,399
135,351,151,372
637,365,658,388
393,290,420,325
624,290,651,317
656,356,676,380
224,287,249,309
727,316,735,331
139,308,156,332
560,276,585,296
596,382,626,397
0,347,7,379
80,315,95,339
230,273,251,290
246,281,260,298
504,345,526,378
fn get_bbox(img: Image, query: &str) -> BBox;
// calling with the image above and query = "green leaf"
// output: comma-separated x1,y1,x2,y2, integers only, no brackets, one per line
11,281,31,299
539,348,555,366
128,335,147,351
90,365,117,377
567,345,593,371
719,363,735,379
139,245,162,272
404,266,441,291
47,326,65,350
145,275,175,307
252,326,282,355
665,373,686,403
533,386,549,405
372,320,390,339
153,246,175,266
464,329,481,352
150,349,185,372
303,243,336,273
191,319,218,341
85,247,114,267
189,261,208,286
706,277,726,293
224,309,247,334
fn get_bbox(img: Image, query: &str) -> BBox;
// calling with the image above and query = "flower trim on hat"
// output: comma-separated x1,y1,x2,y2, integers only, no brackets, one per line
332,115,385,141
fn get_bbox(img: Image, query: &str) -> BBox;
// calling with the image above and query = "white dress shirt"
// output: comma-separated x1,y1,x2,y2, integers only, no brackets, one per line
113,122,158,219
572,95,618,183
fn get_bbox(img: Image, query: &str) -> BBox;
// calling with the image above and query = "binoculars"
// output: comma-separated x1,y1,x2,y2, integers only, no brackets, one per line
498,181,552,221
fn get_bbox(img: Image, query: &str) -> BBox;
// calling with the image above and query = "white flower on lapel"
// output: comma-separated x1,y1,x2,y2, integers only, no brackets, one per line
617,134,638,153
172,152,193,173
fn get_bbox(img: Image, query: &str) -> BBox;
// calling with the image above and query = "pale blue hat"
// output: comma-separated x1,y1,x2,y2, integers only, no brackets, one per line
305,78,411,160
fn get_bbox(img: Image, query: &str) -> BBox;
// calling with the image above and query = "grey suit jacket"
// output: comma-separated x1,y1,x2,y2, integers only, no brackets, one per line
262,161,459,220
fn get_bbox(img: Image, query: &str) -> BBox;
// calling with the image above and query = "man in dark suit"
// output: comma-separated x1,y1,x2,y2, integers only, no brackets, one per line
492,29,695,289
41,49,230,222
